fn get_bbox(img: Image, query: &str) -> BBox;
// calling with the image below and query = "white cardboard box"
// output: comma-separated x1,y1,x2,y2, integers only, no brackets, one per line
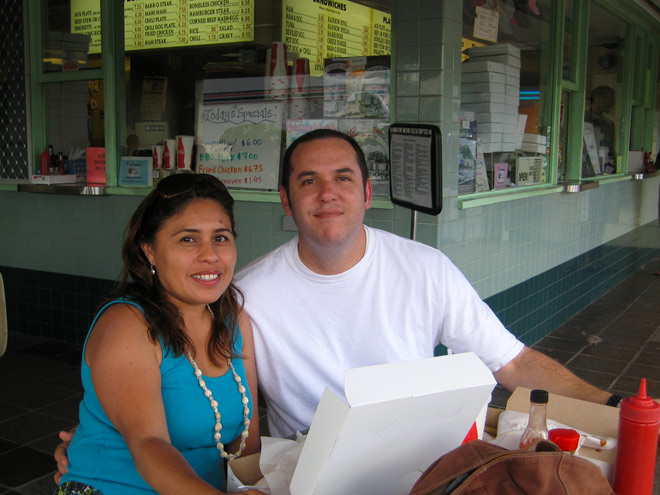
290,353,496,495
461,92,505,104
462,102,506,114
468,43,521,58
461,60,507,74
461,71,506,84
461,82,505,95
475,112,518,125
31,174,85,185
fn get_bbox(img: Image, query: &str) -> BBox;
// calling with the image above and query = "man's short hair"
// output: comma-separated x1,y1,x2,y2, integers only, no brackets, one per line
591,85,614,101
280,129,370,196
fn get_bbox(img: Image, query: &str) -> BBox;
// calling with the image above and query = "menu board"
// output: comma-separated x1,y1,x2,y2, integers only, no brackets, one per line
71,0,254,53
388,124,442,216
282,0,391,75
196,101,284,190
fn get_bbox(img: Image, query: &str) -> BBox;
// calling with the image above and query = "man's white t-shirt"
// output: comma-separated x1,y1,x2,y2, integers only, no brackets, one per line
234,226,524,438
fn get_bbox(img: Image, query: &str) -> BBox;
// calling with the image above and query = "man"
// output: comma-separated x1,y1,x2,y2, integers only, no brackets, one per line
55,129,614,476
235,129,611,439
585,85,616,173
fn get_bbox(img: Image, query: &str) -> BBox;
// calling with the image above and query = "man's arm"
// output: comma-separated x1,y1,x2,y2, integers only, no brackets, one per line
493,346,611,405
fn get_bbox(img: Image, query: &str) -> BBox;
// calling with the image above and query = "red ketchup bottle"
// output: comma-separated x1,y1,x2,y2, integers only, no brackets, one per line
613,378,660,495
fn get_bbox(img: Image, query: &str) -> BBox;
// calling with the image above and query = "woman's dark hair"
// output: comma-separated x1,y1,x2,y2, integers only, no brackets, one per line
113,173,242,366
280,129,369,198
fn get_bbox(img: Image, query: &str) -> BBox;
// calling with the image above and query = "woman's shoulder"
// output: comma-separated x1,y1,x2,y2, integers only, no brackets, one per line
90,301,153,347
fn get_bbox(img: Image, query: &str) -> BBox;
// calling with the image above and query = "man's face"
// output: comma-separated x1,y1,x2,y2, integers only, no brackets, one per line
280,137,372,251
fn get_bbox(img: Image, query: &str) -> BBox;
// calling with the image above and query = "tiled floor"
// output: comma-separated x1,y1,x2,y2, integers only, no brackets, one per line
1,256,659,494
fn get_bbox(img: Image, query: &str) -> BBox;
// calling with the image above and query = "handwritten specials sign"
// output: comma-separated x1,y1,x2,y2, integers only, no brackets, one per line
196,101,284,190
70,0,254,53
282,0,391,75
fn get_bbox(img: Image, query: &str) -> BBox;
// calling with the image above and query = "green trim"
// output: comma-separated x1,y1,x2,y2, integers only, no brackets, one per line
545,0,562,185
100,0,125,187
564,0,589,183
459,186,564,209
618,23,636,170
0,185,18,191
27,0,46,173
587,175,632,185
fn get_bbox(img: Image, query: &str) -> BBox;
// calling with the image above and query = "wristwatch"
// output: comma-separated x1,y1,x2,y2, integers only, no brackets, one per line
606,394,624,408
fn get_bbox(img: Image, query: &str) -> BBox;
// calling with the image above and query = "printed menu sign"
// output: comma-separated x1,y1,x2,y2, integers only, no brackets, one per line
196,101,284,190
71,0,254,53
388,124,442,215
282,0,391,75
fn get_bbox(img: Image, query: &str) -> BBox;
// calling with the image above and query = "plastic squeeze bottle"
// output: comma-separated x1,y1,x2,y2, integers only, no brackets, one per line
613,378,660,495
519,389,549,448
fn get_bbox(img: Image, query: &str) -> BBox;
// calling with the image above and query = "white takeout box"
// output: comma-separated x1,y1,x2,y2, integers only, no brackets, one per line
289,352,496,495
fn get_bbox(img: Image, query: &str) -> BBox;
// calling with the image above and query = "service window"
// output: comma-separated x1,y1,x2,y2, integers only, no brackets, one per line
38,0,391,192
582,1,627,177
119,0,391,193
460,0,554,194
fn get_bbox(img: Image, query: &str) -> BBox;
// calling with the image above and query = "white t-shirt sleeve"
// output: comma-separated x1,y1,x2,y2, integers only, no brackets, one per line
434,254,524,373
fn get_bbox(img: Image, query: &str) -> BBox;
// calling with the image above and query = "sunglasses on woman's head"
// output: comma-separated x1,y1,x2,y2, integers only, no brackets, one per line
156,173,229,199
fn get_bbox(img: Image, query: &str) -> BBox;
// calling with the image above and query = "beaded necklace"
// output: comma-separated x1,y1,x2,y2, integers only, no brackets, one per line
186,305,250,461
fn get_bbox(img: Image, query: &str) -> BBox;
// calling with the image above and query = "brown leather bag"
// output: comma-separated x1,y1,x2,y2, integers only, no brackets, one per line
410,439,615,495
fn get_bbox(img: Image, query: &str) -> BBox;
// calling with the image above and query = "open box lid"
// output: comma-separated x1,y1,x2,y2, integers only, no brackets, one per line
506,387,619,438
290,352,496,495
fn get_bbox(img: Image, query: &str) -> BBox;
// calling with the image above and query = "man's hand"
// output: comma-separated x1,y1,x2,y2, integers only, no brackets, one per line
54,428,76,484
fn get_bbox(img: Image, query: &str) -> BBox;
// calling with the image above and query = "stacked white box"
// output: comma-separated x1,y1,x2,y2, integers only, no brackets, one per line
518,132,548,154
461,44,521,153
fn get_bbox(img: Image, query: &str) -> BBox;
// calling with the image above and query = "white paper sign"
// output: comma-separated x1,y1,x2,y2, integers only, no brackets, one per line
473,5,499,43
196,101,284,190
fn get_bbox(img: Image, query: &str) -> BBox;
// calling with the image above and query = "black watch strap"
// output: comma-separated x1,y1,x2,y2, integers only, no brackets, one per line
606,394,624,408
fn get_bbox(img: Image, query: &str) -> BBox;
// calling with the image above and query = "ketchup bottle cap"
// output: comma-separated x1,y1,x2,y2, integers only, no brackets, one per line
549,428,580,451
620,378,660,423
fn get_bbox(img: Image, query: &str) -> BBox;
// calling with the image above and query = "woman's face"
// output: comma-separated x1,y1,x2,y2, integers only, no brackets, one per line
141,198,237,311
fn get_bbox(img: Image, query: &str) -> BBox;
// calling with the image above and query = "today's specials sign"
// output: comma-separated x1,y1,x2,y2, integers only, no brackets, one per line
196,100,284,190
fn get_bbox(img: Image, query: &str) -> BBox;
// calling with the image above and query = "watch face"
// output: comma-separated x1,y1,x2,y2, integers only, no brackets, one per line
598,54,615,70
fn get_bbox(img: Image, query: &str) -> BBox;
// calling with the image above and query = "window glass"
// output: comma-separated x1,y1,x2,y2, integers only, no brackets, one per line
583,1,626,176
46,0,101,72
460,0,553,194
562,0,576,81
42,80,103,175
654,54,660,161
120,0,392,194
559,90,568,182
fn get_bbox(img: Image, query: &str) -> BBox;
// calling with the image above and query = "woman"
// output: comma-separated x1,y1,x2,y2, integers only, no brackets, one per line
57,173,264,495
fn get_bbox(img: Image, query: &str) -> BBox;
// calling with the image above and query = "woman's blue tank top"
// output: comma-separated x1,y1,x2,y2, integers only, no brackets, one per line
60,299,253,494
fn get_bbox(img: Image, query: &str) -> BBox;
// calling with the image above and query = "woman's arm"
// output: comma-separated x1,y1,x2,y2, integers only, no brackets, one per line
226,310,261,457
86,304,230,495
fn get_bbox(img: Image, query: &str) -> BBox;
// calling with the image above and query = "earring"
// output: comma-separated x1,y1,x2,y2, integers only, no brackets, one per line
150,264,156,276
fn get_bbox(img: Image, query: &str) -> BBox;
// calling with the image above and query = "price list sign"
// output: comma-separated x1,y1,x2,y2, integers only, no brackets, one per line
71,0,254,54
282,0,390,75
388,124,443,216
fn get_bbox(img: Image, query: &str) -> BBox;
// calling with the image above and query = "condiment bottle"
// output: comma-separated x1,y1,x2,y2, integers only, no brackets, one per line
57,152,66,175
519,389,549,448
548,428,580,453
40,147,50,175
613,378,660,495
